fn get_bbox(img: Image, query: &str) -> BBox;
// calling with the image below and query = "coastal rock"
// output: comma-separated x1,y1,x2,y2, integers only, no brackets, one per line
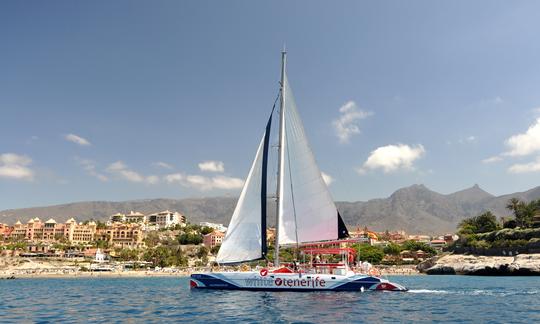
423,254,540,275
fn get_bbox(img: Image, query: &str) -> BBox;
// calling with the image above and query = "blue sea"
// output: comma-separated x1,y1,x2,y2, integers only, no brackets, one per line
1,276,539,323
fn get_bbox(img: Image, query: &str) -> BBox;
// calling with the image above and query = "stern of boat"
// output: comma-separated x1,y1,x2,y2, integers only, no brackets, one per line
374,280,408,292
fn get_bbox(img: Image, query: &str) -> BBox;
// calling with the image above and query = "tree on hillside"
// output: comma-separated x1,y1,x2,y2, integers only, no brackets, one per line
383,243,402,255
200,226,214,235
352,244,384,264
402,240,437,255
505,198,537,228
177,232,203,245
458,211,500,234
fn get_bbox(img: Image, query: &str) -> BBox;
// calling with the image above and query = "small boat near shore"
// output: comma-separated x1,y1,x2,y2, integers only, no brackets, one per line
191,51,407,292
1,276,16,280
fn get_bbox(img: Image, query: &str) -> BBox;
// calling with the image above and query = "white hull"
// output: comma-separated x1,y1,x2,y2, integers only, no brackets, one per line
191,271,407,292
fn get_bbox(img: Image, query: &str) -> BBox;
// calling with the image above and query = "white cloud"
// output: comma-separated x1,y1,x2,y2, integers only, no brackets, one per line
482,156,503,164
198,160,225,173
65,133,91,146
146,175,160,184
0,153,34,180
358,144,425,173
208,176,244,190
75,157,108,182
153,161,174,170
183,175,244,191
321,172,334,185
508,157,540,174
463,135,477,143
332,101,373,143
165,173,184,183
106,161,158,184
165,172,244,191
503,118,540,157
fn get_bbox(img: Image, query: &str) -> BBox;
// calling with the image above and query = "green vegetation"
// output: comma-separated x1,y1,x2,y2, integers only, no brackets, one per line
401,240,437,255
177,232,203,245
143,245,188,268
352,244,384,264
116,248,142,261
383,242,402,256
451,199,540,253
458,211,500,235
505,198,540,229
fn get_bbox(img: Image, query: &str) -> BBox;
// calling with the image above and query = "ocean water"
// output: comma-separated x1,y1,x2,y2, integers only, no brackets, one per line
1,276,539,323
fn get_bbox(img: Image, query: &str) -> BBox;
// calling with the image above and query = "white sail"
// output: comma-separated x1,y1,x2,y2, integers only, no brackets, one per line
216,130,268,264
278,73,338,245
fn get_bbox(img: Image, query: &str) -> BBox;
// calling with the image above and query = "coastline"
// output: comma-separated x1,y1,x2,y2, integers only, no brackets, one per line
1,259,420,279
419,253,540,275
1,271,190,279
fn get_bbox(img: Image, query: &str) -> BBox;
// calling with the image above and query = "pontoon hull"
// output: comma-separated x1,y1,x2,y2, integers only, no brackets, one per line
190,272,407,292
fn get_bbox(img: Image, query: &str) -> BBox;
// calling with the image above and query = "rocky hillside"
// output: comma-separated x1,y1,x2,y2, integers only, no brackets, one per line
1,184,539,235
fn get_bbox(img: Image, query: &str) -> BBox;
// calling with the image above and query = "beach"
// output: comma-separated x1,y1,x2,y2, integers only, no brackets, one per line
1,256,420,279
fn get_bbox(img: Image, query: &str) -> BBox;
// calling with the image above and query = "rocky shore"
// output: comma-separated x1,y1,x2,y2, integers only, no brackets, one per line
419,253,540,275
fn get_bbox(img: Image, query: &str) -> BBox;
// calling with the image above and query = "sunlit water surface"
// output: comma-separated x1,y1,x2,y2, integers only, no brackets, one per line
1,276,539,323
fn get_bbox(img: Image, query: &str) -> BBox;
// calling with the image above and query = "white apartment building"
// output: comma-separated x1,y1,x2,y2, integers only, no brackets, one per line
147,210,186,229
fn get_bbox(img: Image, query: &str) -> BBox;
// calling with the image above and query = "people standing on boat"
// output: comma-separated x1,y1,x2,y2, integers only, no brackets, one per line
292,260,299,272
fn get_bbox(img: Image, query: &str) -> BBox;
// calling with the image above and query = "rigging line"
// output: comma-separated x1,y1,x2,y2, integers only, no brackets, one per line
284,125,300,254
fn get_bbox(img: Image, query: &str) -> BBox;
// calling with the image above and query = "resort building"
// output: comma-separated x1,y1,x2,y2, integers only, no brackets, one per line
407,235,431,244
110,211,147,224
349,227,379,245
199,222,227,232
63,218,97,244
10,221,26,240
96,223,145,249
147,210,185,229
125,211,146,223
0,223,12,240
203,231,225,248
110,213,126,223
429,239,447,250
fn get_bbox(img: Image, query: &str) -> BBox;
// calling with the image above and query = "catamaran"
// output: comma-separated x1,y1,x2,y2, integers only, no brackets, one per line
190,51,407,292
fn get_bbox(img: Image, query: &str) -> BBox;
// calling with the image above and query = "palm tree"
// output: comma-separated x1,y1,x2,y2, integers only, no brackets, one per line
506,198,521,216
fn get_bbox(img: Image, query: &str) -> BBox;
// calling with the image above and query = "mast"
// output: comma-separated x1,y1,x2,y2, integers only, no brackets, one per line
274,50,286,267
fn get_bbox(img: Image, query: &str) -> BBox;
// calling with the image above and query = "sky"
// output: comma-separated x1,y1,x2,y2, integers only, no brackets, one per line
2,1,540,209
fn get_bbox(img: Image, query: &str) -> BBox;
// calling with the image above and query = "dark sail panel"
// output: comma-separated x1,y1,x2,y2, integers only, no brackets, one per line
260,111,273,258
337,211,349,239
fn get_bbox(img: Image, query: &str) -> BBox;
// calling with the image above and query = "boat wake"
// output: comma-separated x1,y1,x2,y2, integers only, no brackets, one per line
408,289,540,296
407,289,449,294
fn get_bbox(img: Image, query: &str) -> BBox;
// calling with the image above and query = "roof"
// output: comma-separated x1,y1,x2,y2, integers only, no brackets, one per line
430,240,446,244
45,218,57,224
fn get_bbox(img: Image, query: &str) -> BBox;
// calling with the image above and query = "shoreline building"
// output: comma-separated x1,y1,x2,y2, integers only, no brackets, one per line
147,210,185,229
203,231,225,249
5,218,97,244
109,211,147,224
0,223,13,240
64,218,97,244
96,223,145,249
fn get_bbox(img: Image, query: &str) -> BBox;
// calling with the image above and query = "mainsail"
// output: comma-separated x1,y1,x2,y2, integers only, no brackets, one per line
216,114,272,264
277,73,344,245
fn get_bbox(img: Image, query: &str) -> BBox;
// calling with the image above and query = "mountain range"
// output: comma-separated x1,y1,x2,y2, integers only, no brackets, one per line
1,184,539,234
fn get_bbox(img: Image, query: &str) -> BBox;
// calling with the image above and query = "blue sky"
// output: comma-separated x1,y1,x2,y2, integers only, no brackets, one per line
2,1,540,209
